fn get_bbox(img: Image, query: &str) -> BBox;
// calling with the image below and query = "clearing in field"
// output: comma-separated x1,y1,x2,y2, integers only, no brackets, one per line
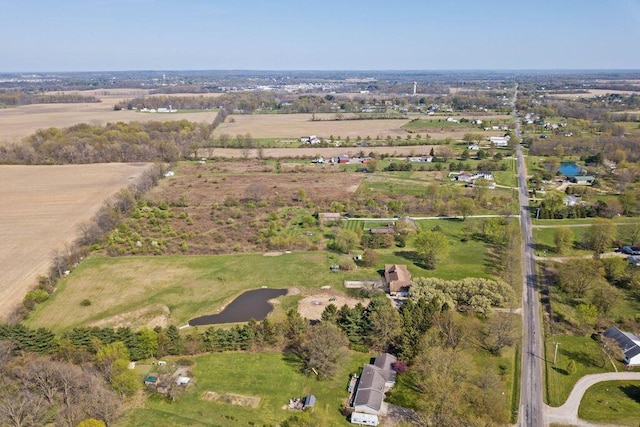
201,391,261,408
0,163,149,320
297,291,369,320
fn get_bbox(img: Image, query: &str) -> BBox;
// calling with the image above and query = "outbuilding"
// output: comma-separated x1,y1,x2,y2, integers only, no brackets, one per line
602,326,640,366
351,412,379,426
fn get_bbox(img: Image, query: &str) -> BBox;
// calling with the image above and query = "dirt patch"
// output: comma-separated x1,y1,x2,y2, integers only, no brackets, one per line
298,291,369,320
0,163,150,320
263,252,283,257
90,304,170,329
201,391,261,408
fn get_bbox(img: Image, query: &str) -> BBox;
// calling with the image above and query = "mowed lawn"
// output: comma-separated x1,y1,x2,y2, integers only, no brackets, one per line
578,380,640,426
121,351,370,427
26,252,378,331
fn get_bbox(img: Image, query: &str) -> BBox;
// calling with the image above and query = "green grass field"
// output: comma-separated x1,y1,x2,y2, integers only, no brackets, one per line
26,252,379,331
544,335,622,406
121,351,371,427
578,380,640,426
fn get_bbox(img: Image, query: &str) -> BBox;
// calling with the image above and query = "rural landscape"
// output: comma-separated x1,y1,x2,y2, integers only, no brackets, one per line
1,68,639,427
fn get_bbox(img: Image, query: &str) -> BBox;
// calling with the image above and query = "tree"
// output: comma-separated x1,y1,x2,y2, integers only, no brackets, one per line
331,228,359,254
414,230,449,269
481,314,518,355
557,259,605,296
586,218,616,258
362,248,379,268
575,303,598,331
367,300,402,351
566,359,577,375
553,227,574,255
302,322,348,379
455,198,475,221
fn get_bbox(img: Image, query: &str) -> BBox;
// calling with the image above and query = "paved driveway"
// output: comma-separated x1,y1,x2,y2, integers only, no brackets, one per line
545,372,640,426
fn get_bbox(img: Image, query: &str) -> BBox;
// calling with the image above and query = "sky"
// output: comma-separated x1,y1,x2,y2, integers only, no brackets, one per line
1,0,640,72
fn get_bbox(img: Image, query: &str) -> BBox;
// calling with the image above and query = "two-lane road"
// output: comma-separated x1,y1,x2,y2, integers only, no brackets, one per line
514,85,545,427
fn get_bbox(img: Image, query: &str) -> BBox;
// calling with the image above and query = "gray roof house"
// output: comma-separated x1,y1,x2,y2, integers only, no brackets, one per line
351,353,398,416
603,326,640,366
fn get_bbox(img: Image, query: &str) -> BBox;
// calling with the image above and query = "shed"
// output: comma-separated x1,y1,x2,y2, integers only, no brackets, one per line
569,176,595,184
351,412,379,426
302,394,316,409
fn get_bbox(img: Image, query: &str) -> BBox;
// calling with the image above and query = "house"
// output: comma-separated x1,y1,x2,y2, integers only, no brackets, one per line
373,353,397,387
467,144,480,150
602,326,640,366
351,412,379,426
569,176,595,185
301,135,320,144
489,136,510,147
564,195,580,206
456,172,475,182
351,353,398,416
384,264,412,296
338,154,350,164
369,225,394,234
352,365,386,415
318,212,341,224
144,375,159,387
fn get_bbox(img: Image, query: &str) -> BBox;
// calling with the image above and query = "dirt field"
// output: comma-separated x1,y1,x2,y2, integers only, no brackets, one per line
0,163,149,320
297,291,369,320
0,89,221,145
213,113,411,139
551,88,640,99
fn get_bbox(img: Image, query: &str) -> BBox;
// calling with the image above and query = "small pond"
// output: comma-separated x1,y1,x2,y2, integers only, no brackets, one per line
188,288,287,326
558,162,583,177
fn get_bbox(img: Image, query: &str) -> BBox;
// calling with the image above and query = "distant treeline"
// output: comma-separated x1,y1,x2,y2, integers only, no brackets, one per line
0,90,100,107
0,120,213,164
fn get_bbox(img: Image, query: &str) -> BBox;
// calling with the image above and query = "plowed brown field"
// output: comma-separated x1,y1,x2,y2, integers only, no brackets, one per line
0,163,149,319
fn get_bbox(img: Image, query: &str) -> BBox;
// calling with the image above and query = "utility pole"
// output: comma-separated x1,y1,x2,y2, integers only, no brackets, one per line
553,342,560,365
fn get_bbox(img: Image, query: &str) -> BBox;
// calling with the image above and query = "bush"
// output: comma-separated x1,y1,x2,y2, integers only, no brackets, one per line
80,299,92,307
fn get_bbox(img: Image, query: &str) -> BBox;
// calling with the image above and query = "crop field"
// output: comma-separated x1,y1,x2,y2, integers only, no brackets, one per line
212,113,411,140
0,89,222,145
0,163,149,320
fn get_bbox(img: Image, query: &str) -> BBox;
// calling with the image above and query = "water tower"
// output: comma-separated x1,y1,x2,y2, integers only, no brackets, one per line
412,81,417,96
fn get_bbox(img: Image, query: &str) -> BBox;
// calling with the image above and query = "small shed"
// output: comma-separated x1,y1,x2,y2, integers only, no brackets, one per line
351,412,379,426
144,375,159,387
302,394,316,409
176,376,191,386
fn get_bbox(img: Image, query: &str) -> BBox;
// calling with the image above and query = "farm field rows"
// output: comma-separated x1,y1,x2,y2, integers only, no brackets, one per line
0,89,222,145
0,163,149,320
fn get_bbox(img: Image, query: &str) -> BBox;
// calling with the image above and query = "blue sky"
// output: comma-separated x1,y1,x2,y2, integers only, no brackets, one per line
1,0,639,72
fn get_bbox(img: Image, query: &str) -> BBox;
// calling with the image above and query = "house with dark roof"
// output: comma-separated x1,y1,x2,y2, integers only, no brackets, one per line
602,326,640,366
351,353,398,416
384,264,412,296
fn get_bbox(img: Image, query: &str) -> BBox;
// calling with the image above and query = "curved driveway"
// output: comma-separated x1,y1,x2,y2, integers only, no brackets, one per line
545,372,640,426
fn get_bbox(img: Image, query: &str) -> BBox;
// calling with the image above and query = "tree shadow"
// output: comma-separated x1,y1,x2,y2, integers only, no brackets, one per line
281,351,305,373
393,250,419,263
532,243,554,254
551,366,569,375
620,384,640,403
560,348,601,368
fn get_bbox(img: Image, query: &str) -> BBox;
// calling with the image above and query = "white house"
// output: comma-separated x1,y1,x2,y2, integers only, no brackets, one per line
489,136,510,147
603,326,640,366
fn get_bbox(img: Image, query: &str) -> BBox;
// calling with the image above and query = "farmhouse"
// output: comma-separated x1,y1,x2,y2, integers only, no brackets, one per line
602,326,640,366
384,264,412,296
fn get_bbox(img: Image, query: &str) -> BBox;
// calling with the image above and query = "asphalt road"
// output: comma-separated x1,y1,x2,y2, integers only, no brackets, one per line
514,85,545,427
